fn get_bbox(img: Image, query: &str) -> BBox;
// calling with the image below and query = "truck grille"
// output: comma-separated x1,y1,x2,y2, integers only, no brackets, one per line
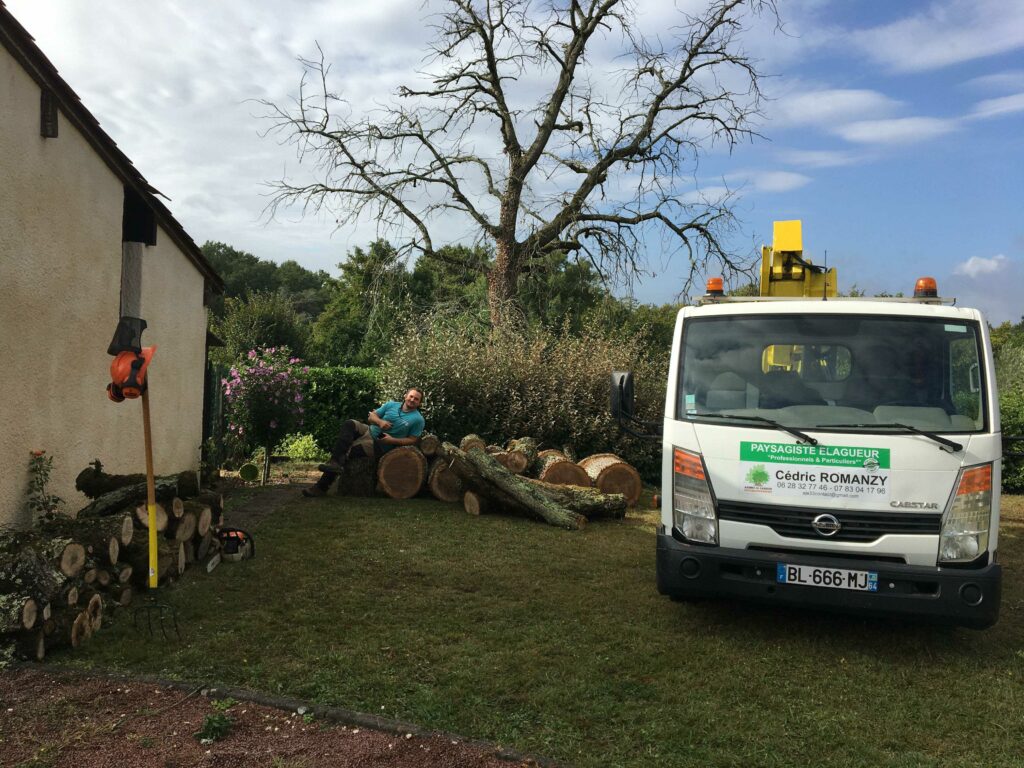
717,500,941,543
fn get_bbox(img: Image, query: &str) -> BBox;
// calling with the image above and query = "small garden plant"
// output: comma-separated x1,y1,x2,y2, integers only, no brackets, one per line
26,450,64,519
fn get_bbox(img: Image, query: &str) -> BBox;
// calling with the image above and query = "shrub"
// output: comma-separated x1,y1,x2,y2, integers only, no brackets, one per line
378,316,667,481
276,433,329,462
222,348,309,479
1001,386,1024,493
303,366,379,452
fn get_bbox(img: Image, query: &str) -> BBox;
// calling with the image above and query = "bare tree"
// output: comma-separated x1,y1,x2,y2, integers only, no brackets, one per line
264,0,774,326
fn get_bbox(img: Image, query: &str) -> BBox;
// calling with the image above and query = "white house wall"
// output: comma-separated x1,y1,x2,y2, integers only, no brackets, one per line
0,45,207,529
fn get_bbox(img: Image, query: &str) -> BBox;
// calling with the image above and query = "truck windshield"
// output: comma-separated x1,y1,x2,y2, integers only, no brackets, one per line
677,314,986,433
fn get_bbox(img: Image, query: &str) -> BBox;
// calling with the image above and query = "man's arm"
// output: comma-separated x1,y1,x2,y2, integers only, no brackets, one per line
368,403,393,430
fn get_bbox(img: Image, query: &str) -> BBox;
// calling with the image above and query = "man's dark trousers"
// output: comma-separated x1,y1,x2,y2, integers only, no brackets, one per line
313,419,382,491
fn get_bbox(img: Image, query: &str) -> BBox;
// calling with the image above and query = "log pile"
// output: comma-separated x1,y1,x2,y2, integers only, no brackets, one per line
0,464,228,664
349,432,643,530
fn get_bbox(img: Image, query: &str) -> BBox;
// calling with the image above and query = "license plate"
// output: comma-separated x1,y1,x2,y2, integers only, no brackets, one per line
776,563,878,592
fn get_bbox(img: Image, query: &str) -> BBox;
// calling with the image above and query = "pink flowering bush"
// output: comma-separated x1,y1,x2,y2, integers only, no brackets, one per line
222,347,309,479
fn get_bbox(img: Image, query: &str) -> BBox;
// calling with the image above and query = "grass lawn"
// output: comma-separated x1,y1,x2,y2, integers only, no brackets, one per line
57,490,1024,768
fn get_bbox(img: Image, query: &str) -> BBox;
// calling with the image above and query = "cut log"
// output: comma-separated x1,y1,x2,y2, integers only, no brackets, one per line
61,583,79,608
183,501,213,537
427,457,463,503
525,480,628,519
419,433,441,458
0,594,38,632
34,514,123,565
485,444,503,454
506,438,540,474
538,448,567,460
459,434,487,453
492,451,528,474
443,443,586,530
0,546,65,609
16,629,46,662
196,490,224,525
195,530,214,561
77,476,180,519
76,465,200,500
86,593,103,632
538,454,592,487
463,490,486,516
95,569,112,588
50,541,86,578
134,502,168,532
170,497,185,519
377,447,428,500
124,540,184,586
108,584,133,607
119,514,134,546
167,511,197,543
116,564,133,584
578,454,643,506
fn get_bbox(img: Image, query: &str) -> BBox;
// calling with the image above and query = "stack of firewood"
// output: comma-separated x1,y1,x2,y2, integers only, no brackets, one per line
357,433,643,531
0,462,225,663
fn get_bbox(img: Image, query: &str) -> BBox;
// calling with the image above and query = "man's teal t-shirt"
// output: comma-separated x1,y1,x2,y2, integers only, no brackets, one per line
369,401,425,451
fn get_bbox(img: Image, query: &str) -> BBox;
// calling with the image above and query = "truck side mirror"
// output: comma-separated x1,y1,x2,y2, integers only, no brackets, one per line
611,371,635,420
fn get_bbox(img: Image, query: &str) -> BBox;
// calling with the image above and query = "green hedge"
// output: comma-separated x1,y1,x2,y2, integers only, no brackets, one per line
377,318,667,481
1001,386,1024,493
302,366,379,453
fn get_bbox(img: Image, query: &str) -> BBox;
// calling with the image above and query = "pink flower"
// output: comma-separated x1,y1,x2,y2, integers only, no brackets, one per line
247,350,257,359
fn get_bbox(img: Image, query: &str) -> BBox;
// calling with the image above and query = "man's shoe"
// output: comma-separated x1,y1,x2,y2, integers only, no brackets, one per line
302,485,327,498
317,459,346,474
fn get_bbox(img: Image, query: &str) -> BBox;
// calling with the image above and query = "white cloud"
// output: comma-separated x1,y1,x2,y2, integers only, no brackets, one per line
963,70,1024,93
832,117,959,145
769,88,899,128
849,0,1024,73
747,171,813,193
968,93,1024,120
776,148,860,168
953,254,1011,278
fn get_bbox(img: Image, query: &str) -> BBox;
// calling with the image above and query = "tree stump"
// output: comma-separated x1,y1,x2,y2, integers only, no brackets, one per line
578,454,642,506
419,434,441,458
377,447,428,499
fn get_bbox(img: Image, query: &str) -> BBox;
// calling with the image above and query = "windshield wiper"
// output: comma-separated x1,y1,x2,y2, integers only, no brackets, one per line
818,422,963,453
696,413,819,445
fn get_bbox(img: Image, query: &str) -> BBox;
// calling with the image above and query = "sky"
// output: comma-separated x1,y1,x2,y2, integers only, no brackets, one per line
5,0,1022,323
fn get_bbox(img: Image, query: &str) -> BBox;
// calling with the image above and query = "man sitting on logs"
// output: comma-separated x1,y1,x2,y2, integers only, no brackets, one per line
302,387,426,497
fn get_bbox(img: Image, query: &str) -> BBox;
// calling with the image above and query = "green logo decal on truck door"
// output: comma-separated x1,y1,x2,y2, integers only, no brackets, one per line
739,442,891,501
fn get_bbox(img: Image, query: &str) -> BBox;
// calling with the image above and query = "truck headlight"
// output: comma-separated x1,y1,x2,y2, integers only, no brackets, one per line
939,464,992,563
673,447,717,545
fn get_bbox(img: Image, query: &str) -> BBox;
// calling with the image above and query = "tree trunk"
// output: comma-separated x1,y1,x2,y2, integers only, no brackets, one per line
75,465,199,500
196,491,224,526
525,480,627,519
77,477,180,519
443,443,586,530
427,457,463,503
167,511,197,543
377,447,428,499
578,454,643,506
333,454,378,497
35,514,124,566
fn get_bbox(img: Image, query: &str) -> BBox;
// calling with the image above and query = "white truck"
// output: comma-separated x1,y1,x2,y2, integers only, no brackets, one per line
614,222,1002,628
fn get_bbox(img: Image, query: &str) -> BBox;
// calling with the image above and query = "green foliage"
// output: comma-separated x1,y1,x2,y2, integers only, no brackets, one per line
310,241,413,367
302,366,379,453
201,241,333,319
223,348,309,454
210,697,237,712
1001,387,1024,493
26,450,64,518
194,712,232,743
378,315,666,479
212,291,311,365
275,433,329,462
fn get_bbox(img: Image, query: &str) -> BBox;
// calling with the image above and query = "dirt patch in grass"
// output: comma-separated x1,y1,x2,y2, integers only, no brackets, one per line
0,667,541,767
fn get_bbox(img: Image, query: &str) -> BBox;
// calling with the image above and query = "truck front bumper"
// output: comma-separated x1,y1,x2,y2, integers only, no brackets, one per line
656,528,1001,629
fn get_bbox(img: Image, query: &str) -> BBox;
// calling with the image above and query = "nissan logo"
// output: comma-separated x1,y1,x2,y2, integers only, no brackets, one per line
811,514,842,537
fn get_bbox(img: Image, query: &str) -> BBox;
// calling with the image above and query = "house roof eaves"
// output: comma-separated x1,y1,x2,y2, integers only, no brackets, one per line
0,2,224,297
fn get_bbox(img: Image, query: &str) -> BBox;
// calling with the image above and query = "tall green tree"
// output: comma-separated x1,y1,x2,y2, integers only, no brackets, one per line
211,291,311,365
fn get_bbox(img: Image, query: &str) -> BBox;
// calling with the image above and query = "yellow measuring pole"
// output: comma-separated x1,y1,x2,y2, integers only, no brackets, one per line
141,388,159,588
